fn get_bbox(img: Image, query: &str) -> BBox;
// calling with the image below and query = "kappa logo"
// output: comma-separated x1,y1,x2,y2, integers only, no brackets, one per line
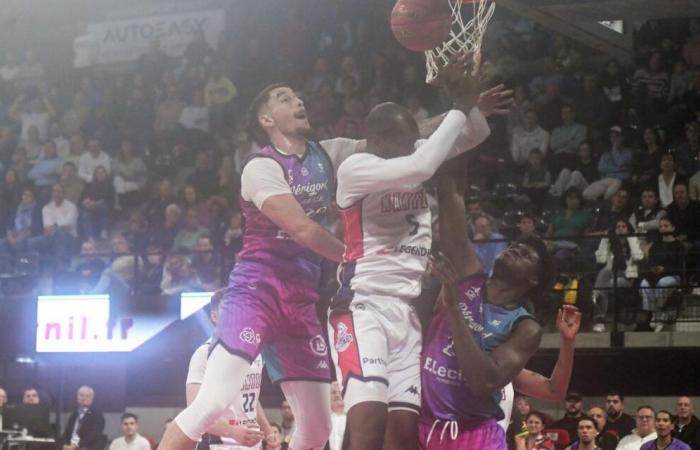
239,327,260,345
316,360,329,369
406,385,419,396
335,322,354,352
489,319,501,326
310,335,328,356
442,336,456,357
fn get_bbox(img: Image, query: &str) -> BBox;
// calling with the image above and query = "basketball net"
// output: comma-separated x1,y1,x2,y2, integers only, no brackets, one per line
424,0,496,83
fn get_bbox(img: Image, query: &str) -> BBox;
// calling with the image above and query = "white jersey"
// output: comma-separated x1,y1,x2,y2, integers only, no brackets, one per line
336,108,490,299
186,339,264,448
497,382,515,431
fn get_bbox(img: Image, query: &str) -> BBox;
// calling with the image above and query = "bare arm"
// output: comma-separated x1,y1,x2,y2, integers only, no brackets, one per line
255,400,271,436
432,255,543,398
512,305,581,401
261,194,345,262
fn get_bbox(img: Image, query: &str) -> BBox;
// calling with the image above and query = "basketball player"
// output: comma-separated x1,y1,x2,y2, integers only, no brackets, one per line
185,290,270,450
419,165,579,450
328,57,514,449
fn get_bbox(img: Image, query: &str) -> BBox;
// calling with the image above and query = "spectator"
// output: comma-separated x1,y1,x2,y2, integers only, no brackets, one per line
123,210,149,254
1,168,27,215
91,234,142,301
335,56,361,96
674,397,700,450
552,392,585,446
665,182,700,266
137,38,170,87
565,416,600,450
108,413,151,450
60,162,85,206
0,188,43,256
206,195,230,248
180,185,208,226
79,166,114,240
178,89,209,133
204,63,237,131
522,149,552,212
15,49,45,87
59,135,85,175
633,128,664,189
604,391,636,439
49,122,70,159
9,90,55,143
683,19,700,69
141,240,165,295
587,189,632,241
185,152,218,199
518,214,538,239
334,96,366,139
42,183,79,264
629,188,665,247
172,208,208,252
593,219,643,332
516,411,555,450
27,141,60,200
508,396,533,450
472,214,508,274
575,74,611,136
632,51,670,119
62,386,105,450
616,406,657,450
78,139,111,183
691,169,700,201
547,187,592,263
640,216,685,332
66,240,107,294
112,139,147,210
328,382,346,450
223,209,243,256
583,126,632,201
146,179,176,230
11,147,31,182
280,399,295,445
658,152,679,208
22,387,40,404
669,60,693,104
191,236,220,290
549,105,588,173
676,122,700,177
640,411,690,450
21,125,44,163
550,142,599,197
264,423,288,450
160,254,198,296
588,406,620,450
0,386,7,407
511,110,550,166
154,84,185,136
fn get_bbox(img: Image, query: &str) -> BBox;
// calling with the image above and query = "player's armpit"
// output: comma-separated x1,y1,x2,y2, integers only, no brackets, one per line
261,194,344,262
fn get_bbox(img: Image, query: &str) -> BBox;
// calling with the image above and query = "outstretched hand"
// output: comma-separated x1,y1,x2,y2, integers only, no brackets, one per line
430,51,481,113
429,252,460,307
556,305,581,342
477,84,514,117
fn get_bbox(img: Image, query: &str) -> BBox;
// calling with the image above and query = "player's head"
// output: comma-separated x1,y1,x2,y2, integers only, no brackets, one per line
577,416,599,444
655,410,674,438
365,102,420,159
491,234,554,305
120,413,139,438
209,289,225,325
246,83,311,147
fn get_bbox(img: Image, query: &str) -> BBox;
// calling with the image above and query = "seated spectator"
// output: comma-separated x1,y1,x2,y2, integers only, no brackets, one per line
42,183,79,264
264,423,288,450
146,179,176,229
20,125,44,163
92,234,142,301
9,90,55,148
62,240,106,294
11,147,31,182
1,169,27,216
206,195,230,248
632,51,670,122
616,406,657,450
49,122,69,159
564,416,601,450
676,122,700,179
549,105,588,173
204,63,237,132
640,217,686,332
0,188,43,256
515,411,555,450
79,166,114,240
690,169,700,200
185,152,218,199
521,149,551,212
123,210,149,254
60,162,85,205
112,138,147,211
587,406,619,450
223,209,243,256
172,208,209,252
547,187,592,262
518,214,538,238
574,74,611,138
593,219,643,332
550,142,598,197
604,391,636,440
583,126,632,201
141,240,165,295
335,96,366,139
154,83,185,136
108,413,151,450
180,185,208,226
472,214,508,274
22,387,41,404
58,134,85,175
160,253,199,296
61,386,105,450
178,89,209,133
78,138,111,183
552,392,585,447
657,152,679,208
668,59,693,104
27,141,60,201
629,187,666,247
665,182,700,272
674,397,700,450
588,188,632,238
633,128,664,189
191,236,220,290
641,410,691,450
510,110,549,166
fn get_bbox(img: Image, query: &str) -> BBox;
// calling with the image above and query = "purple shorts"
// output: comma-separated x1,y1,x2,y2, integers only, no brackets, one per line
418,417,506,450
213,261,331,383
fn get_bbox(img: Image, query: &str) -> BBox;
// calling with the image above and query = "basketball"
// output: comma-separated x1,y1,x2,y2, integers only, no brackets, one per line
390,0,452,52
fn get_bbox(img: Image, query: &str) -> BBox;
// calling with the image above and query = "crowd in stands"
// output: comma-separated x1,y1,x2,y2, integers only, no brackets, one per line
0,3,699,328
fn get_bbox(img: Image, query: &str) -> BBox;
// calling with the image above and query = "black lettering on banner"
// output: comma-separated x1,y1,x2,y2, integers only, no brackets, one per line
406,214,419,236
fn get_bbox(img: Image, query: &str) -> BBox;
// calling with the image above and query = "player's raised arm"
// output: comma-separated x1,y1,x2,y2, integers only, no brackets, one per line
513,305,581,401
436,165,483,278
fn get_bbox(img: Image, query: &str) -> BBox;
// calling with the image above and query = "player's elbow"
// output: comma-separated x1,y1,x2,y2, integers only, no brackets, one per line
287,220,317,245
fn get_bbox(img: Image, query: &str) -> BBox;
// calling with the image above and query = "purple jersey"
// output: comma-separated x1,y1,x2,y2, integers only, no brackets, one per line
421,274,533,422
640,439,691,450
238,142,335,282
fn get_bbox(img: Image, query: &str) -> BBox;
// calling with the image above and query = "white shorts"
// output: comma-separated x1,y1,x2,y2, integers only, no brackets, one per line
328,293,422,414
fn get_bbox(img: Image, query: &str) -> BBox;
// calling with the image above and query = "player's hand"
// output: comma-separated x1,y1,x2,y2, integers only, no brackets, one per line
431,50,480,113
429,253,460,309
231,425,264,447
477,84,514,117
556,305,581,342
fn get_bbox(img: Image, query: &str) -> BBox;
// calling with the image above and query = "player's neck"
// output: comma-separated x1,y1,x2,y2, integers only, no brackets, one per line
656,434,672,448
579,441,597,450
485,278,522,308
270,131,307,156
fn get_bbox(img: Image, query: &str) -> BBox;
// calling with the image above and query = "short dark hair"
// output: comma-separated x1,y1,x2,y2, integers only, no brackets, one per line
516,235,555,303
637,405,656,414
578,415,599,431
563,187,583,209
246,83,292,147
656,410,673,420
121,413,138,422
606,390,624,401
526,411,547,424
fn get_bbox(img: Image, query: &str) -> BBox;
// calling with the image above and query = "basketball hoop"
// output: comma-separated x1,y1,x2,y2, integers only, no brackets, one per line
424,0,496,83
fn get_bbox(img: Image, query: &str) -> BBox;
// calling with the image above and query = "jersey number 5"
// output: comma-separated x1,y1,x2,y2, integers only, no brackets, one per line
405,214,420,236
242,393,256,413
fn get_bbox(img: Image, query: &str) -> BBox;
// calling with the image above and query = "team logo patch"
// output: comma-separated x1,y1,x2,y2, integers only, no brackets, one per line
239,327,260,345
309,335,328,356
406,385,419,396
316,360,329,369
301,167,309,176
335,322,354,352
442,336,456,357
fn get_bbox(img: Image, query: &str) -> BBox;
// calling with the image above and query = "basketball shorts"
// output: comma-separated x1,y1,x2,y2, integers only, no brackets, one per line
328,293,422,414
418,417,506,450
213,261,331,383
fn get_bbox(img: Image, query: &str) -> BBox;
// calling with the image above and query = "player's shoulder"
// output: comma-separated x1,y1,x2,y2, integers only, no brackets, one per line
337,152,380,176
